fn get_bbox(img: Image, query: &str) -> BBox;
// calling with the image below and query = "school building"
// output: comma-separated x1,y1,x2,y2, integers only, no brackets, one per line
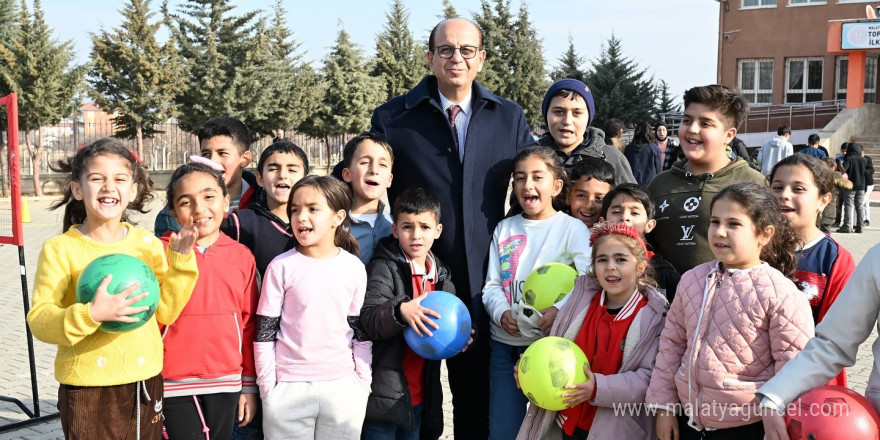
714,0,880,156
717,0,878,107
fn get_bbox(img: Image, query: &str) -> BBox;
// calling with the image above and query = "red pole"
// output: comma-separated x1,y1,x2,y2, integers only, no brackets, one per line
847,51,866,109
7,93,22,247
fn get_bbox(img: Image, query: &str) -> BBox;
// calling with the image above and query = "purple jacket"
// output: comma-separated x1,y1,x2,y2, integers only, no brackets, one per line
517,276,667,440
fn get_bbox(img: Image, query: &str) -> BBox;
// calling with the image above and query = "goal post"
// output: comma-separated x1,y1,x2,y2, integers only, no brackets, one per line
0,92,59,433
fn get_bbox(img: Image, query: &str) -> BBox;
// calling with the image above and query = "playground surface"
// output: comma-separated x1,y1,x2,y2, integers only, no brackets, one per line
2,196,880,439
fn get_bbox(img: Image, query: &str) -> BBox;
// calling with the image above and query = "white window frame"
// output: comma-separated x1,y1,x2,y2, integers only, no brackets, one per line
785,57,824,103
741,0,777,8
836,56,849,100
836,0,874,3
788,0,826,5
867,56,878,104
836,55,878,103
738,59,774,105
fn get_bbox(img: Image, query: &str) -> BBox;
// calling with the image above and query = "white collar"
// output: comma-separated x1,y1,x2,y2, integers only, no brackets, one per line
797,231,825,252
599,288,643,321
402,247,438,281
439,89,473,116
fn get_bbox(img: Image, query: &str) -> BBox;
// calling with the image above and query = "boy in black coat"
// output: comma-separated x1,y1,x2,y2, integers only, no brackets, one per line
838,142,869,233
359,188,465,440
601,183,681,302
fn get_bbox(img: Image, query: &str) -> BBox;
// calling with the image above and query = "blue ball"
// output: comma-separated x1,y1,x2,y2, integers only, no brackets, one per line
403,291,472,360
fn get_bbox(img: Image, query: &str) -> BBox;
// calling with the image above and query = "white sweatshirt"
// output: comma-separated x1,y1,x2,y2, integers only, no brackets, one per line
482,211,592,346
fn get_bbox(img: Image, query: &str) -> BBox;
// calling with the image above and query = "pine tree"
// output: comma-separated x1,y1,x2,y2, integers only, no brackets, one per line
163,0,260,133
654,79,681,122
505,3,546,128
0,0,86,196
440,0,458,19
551,35,585,82
373,0,424,101
0,0,18,195
301,26,384,169
471,0,507,93
233,1,319,137
268,1,323,136
584,34,655,129
89,0,184,160
473,0,546,128
0,0,17,78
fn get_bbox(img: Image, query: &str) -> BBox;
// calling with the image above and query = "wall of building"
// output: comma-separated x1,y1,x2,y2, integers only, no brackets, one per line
718,1,879,104
819,103,880,154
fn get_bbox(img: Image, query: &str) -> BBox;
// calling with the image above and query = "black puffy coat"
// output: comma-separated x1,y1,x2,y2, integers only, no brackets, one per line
359,236,457,439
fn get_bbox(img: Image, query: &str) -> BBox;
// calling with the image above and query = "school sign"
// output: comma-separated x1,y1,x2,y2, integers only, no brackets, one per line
842,22,880,50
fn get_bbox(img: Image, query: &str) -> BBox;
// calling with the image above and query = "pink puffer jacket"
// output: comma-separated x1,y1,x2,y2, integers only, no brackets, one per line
645,261,814,430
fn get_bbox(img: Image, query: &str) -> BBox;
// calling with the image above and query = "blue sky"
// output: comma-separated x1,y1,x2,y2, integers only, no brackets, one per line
38,0,720,102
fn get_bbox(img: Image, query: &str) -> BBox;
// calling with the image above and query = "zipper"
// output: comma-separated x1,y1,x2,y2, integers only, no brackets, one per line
688,269,718,428
233,312,242,354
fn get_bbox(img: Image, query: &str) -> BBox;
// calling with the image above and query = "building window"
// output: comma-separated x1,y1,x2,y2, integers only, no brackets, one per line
836,56,878,103
786,57,823,103
738,59,774,105
789,0,825,4
742,0,777,7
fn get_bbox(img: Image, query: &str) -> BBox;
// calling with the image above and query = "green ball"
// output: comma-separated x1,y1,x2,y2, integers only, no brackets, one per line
521,263,578,311
75,253,160,333
518,336,589,411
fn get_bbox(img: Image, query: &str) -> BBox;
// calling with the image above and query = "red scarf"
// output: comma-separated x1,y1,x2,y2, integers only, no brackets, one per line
560,290,647,434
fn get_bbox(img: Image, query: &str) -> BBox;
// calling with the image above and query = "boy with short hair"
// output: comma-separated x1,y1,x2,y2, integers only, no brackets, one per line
222,140,308,278
647,84,765,273
538,78,636,184
342,132,395,264
358,187,456,440
839,142,869,233
155,116,260,236
757,124,794,176
601,183,681,301
567,157,615,228
605,118,626,152
799,134,828,159
199,116,259,211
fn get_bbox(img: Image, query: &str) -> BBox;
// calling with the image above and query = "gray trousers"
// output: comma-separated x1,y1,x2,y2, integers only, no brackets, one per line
842,189,865,228
262,372,369,439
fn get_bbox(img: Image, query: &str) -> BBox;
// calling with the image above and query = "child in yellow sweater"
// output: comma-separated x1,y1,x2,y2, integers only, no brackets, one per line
27,138,199,439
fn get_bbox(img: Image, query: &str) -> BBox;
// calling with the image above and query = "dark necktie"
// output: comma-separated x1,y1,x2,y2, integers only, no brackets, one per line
447,105,462,154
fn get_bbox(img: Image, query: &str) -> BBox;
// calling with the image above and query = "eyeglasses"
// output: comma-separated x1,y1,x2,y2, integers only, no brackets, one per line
432,45,481,60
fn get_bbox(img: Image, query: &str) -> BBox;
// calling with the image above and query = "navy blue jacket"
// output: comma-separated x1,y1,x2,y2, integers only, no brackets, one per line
624,141,662,187
220,203,296,279
370,75,533,334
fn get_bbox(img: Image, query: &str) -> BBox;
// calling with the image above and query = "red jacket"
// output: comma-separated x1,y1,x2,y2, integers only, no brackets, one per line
160,233,259,397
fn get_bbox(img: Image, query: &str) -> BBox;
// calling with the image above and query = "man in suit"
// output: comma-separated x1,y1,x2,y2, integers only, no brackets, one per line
370,17,534,439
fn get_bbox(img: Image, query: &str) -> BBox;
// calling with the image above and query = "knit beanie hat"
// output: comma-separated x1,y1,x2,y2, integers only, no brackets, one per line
541,78,596,127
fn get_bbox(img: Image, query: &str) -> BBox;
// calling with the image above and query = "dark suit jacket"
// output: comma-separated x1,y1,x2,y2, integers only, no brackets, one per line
370,75,533,333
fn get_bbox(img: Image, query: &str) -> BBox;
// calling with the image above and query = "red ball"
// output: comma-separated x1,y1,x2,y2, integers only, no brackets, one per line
785,385,880,440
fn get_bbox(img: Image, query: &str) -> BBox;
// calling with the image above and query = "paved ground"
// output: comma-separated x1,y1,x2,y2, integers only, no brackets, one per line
2,195,880,439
